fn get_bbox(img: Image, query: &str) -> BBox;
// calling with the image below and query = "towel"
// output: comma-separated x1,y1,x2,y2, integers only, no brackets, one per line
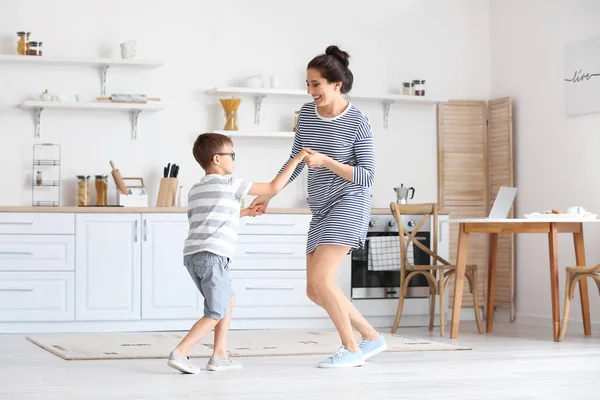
367,236,413,271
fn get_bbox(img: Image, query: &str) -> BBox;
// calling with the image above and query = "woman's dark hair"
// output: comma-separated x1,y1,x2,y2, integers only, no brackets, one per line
307,45,354,94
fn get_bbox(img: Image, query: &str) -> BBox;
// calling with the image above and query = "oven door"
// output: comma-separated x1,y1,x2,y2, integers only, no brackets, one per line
351,232,431,299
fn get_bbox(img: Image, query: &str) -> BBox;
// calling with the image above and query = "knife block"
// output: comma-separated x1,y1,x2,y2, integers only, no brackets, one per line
156,178,178,207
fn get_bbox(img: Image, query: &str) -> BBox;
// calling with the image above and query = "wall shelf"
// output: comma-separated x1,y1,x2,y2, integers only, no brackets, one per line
21,101,166,140
0,55,163,95
214,130,295,138
208,87,446,129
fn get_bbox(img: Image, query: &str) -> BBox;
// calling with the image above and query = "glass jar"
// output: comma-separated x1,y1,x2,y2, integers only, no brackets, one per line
95,175,109,206
27,41,43,56
36,171,43,186
413,80,426,96
402,82,414,96
77,175,91,206
293,110,300,132
16,31,30,55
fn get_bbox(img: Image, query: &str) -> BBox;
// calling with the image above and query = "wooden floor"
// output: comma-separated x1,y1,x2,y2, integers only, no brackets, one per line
1,322,599,399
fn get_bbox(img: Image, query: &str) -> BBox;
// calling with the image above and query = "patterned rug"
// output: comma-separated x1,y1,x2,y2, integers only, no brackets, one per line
26,330,471,360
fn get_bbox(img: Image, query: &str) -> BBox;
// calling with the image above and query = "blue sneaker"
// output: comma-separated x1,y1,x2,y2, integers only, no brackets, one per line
317,346,365,368
358,334,387,360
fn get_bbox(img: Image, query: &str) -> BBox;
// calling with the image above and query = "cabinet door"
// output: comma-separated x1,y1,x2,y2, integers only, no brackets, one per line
75,214,141,321
141,214,202,319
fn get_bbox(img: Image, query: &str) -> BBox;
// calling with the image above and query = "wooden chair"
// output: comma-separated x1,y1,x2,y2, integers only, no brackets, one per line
559,264,600,341
389,202,484,336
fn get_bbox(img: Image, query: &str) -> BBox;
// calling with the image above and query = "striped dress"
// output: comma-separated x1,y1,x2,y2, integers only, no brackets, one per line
280,101,376,254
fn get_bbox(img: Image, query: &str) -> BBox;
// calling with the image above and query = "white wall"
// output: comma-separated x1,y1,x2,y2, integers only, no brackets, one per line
490,0,600,327
0,0,490,208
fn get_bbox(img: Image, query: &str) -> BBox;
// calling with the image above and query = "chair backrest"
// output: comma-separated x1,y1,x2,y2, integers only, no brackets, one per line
389,202,450,273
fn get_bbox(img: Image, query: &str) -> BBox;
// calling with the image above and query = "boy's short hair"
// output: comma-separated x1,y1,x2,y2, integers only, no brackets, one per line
192,133,233,170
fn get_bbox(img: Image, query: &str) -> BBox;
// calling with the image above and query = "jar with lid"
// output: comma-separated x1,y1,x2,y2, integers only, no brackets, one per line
293,110,300,132
77,175,91,206
412,80,426,96
402,82,414,96
94,175,109,206
27,41,43,56
36,171,43,186
16,31,30,55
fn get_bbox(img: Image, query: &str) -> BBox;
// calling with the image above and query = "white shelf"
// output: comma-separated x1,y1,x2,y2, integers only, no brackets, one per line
214,130,295,138
0,55,163,69
21,101,166,112
207,87,446,129
0,55,163,96
21,101,166,140
208,87,307,97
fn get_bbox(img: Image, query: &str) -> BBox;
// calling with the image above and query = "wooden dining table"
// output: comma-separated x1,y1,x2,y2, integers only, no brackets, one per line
448,217,599,341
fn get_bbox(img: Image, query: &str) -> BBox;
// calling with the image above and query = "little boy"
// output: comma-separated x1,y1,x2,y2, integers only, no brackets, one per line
167,133,307,374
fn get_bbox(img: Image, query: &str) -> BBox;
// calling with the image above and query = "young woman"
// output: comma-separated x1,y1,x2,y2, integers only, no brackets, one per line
251,45,386,368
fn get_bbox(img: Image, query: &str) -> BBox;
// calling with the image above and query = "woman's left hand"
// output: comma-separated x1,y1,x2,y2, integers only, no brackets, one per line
303,148,330,168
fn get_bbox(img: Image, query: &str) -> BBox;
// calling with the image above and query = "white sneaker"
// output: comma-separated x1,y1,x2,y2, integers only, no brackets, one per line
167,351,201,374
206,356,242,371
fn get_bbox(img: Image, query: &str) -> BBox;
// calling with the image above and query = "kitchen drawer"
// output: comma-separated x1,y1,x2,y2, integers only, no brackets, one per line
0,213,74,235
0,235,74,271
230,270,326,319
234,235,306,270
0,272,74,322
239,214,311,235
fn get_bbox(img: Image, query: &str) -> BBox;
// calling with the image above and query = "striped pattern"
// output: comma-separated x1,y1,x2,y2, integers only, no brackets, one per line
183,174,251,258
280,101,375,254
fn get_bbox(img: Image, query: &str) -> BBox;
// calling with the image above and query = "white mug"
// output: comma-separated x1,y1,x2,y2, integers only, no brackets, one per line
269,75,281,89
120,40,137,59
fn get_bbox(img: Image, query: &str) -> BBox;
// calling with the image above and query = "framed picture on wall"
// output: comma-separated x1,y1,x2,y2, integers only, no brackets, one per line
564,36,600,117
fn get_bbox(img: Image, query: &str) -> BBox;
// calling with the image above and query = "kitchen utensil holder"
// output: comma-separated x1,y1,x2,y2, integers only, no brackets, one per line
156,177,178,207
32,143,61,207
118,177,148,207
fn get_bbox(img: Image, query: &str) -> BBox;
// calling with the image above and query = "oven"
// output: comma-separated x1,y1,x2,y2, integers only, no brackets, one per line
351,213,431,299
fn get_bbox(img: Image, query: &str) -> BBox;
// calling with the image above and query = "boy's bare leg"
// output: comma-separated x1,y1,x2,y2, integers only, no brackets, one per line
212,296,235,359
174,317,219,357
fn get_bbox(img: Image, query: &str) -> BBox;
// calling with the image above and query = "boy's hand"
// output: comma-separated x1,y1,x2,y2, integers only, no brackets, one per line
292,149,309,163
243,205,265,217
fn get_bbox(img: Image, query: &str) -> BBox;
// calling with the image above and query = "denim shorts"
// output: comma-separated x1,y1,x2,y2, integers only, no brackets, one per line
183,251,232,320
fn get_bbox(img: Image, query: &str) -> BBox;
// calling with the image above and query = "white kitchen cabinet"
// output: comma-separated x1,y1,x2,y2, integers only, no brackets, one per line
140,214,203,319
0,272,74,321
75,214,141,321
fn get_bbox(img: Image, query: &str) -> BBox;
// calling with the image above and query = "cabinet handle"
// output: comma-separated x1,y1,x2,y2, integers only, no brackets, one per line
246,222,295,226
0,251,33,256
0,222,33,225
143,219,148,242
134,220,139,242
0,288,33,292
439,221,443,242
245,286,294,291
245,250,295,255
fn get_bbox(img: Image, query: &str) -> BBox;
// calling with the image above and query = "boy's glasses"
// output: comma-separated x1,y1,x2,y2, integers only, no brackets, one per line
215,152,235,161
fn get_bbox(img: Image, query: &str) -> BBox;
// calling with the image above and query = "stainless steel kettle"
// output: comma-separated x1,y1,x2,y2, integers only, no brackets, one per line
393,184,415,204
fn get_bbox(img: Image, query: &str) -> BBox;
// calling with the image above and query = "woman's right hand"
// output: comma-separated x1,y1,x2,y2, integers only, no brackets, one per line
250,194,274,211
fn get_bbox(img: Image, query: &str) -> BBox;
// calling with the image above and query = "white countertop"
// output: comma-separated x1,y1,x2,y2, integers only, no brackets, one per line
0,206,397,215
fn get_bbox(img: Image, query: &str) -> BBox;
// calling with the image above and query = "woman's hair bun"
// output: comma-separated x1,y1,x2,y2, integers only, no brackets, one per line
325,45,350,68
